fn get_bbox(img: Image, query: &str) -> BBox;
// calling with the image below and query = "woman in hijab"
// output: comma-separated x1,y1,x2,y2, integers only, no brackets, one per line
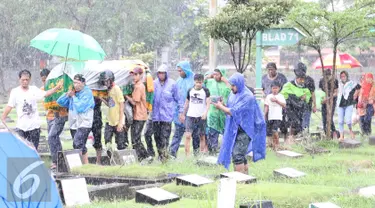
337,71,361,140
358,73,375,135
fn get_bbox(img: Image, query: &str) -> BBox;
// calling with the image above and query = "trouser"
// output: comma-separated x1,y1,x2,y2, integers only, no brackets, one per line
104,123,127,150
73,127,91,155
15,128,41,150
302,110,312,131
338,105,354,133
360,104,374,135
92,106,103,150
232,128,251,165
169,123,200,157
207,127,220,155
144,116,155,157
322,102,337,135
131,120,149,161
153,121,172,161
47,116,67,164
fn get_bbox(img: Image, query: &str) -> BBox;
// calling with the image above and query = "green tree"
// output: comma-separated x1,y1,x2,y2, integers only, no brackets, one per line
205,0,294,73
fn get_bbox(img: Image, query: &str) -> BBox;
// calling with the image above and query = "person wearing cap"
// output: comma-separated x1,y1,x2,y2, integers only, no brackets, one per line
295,62,317,132
125,67,153,163
98,70,126,163
280,69,311,143
213,72,266,173
152,64,184,162
57,74,95,164
204,68,231,155
264,80,286,150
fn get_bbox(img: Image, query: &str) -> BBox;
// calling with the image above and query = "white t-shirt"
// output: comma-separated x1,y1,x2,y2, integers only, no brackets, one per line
186,87,210,118
265,93,286,121
8,86,46,131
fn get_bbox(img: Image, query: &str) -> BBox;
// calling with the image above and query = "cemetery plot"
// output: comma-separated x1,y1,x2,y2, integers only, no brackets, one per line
57,149,82,173
220,171,257,184
309,202,341,208
276,150,303,158
176,174,214,187
136,187,180,205
339,139,361,149
240,200,274,208
273,167,306,179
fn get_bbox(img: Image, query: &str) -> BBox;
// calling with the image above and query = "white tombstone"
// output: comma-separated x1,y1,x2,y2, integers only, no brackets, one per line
274,167,306,178
217,178,236,208
60,178,90,206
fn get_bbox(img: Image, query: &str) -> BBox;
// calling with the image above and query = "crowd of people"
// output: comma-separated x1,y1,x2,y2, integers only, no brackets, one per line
1,60,374,174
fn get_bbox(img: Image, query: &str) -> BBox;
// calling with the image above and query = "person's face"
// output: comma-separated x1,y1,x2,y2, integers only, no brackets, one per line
178,67,186,78
73,79,84,91
340,73,347,83
19,74,31,89
41,76,47,84
366,76,373,84
194,80,203,90
296,77,305,85
271,86,280,94
214,71,222,82
133,73,141,83
267,67,277,78
231,84,238,94
157,72,166,81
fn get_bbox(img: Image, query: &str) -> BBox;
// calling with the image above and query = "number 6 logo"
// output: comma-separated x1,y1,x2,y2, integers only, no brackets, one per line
12,161,44,199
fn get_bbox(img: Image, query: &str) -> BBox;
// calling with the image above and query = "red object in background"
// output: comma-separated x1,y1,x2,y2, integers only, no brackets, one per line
40,59,47,69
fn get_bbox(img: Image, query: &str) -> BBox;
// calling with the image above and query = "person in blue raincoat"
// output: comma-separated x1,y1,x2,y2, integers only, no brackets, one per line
213,72,266,173
57,74,95,164
169,61,198,157
152,64,184,162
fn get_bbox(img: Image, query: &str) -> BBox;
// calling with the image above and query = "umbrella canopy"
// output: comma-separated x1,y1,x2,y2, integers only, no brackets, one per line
30,28,106,61
312,52,362,69
0,126,62,207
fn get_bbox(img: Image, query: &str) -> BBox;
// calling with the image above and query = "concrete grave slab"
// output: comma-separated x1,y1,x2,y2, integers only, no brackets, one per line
240,200,274,208
220,171,257,184
339,139,361,149
305,147,330,154
196,156,218,166
88,183,131,201
274,167,306,178
176,174,214,187
358,186,375,198
111,149,138,166
309,202,341,208
136,187,180,205
57,149,82,173
276,150,303,158
369,136,375,146
57,177,90,207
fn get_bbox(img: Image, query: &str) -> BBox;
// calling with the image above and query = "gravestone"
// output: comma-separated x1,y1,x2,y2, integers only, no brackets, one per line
339,139,361,149
309,202,341,208
196,156,218,166
220,172,257,184
58,177,90,206
112,149,138,166
369,136,375,145
88,151,111,165
276,150,303,158
88,183,131,201
176,174,214,187
135,187,180,205
57,149,82,173
38,136,50,154
217,178,236,208
274,167,306,178
240,200,274,208
358,186,375,198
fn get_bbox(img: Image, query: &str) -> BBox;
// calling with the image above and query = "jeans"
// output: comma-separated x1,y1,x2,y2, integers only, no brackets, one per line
131,120,149,161
153,121,172,161
47,116,67,164
207,127,220,155
360,104,374,135
169,123,200,157
15,128,41,150
302,110,312,131
338,105,354,133
322,101,337,135
104,123,127,150
73,127,91,155
144,116,155,157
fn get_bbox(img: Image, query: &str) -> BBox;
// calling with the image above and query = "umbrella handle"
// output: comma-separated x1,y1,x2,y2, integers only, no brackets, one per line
63,44,70,71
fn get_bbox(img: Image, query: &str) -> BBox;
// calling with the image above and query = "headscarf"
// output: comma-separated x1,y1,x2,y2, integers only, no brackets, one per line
174,61,194,125
360,73,374,99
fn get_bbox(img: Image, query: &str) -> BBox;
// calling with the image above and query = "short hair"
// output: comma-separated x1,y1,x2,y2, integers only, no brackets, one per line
18,69,31,79
40,68,50,77
271,80,281,88
74,74,86,83
194,74,204,81
340,71,349,78
266,62,277,70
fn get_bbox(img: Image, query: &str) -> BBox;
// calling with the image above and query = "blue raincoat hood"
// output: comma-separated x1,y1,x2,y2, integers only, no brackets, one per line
174,61,194,125
217,73,266,169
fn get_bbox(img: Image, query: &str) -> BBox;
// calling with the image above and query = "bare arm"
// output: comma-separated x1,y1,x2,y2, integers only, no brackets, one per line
264,105,269,120
44,81,63,97
1,106,13,123
183,99,189,116
125,95,135,106
202,97,210,120
100,97,109,107
312,91,316,109
221,77,232,89
214,101,232,116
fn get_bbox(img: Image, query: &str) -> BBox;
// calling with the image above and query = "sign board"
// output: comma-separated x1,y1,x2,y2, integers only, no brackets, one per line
261,28,306,46
217,178,236,208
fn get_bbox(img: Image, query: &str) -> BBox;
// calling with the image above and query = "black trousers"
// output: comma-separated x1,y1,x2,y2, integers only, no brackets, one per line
104,123,127,150
131,120,149,161
153,121,172,161
91,105,103,150
15,128,41,150
322,101,337,136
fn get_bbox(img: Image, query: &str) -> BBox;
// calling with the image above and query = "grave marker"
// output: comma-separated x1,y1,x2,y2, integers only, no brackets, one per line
59,177,90,206
176,174,214,187
369,136,375,145
217,178,236,208
220,171,257,184
339,139,361,149
136,187,180,205
196,156,218,166
240,200,274,208
112,149,138,166
276,150,303,158
57,149,82,173
274,167,306,178
358,186,375,198
309,202,341,208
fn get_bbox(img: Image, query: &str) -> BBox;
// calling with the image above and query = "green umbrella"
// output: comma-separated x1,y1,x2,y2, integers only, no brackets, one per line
30,28,106,60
